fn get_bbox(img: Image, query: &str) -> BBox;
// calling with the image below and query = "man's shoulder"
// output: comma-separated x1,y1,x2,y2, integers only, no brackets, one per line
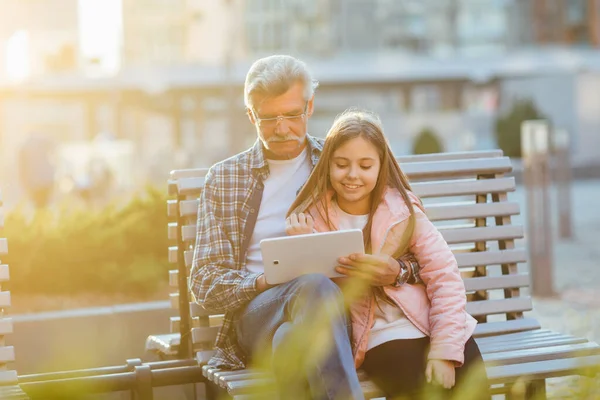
206,147,254,181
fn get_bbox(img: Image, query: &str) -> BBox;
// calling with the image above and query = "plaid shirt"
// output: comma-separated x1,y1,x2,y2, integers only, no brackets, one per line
190,135,421,370
189,135,324,369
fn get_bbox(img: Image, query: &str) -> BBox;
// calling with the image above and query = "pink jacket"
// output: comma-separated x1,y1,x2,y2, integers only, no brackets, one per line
307,187,477,369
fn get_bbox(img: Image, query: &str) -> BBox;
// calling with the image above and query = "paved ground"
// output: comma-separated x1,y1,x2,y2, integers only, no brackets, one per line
506,180,600,398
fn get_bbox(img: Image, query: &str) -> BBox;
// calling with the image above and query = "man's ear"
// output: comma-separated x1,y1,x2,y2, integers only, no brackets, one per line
306,96,315,118
246,108,256,125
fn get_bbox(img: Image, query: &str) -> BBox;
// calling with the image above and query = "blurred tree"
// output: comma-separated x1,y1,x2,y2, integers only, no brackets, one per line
412,127,443,154
495,99,547,158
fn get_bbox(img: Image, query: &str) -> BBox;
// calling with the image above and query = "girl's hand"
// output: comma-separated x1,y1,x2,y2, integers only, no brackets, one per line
285,213,314,236
336,253,400,286
426,359,455,389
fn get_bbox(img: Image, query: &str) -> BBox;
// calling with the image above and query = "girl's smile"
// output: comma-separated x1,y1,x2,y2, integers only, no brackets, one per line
329,136,381,215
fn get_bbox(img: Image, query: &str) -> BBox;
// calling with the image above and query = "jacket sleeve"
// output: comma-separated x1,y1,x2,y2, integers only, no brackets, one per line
408,210,469,365
189,168,262,314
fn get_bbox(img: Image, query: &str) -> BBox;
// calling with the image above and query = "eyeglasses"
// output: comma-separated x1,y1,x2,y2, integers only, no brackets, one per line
251,102,308,129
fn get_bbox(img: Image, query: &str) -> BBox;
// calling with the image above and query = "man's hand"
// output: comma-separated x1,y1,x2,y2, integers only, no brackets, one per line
285,213,314,236
426,360,456,389
335,253,400,286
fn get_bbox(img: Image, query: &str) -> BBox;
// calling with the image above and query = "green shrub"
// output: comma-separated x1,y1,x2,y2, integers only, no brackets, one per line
412,128,443,154
494,99,548,158
2,186,171,297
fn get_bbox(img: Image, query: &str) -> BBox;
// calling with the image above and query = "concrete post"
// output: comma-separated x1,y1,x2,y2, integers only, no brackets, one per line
553,128,573,239
521,120,555,297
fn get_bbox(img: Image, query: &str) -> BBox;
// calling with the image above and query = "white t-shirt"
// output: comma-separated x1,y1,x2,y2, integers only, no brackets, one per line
244,147,312,274
332,201,426,350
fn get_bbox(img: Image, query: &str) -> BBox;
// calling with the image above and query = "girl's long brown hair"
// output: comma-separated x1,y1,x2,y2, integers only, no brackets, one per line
288,109,418,300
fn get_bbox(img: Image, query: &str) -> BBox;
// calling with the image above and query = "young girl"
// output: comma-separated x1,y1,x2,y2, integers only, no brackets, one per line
286,110,490,399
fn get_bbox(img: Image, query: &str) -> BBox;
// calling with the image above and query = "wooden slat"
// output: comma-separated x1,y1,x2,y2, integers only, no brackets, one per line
476,329,554,344
0,346,15,363
402,157,512,180
227,378,275,396
0,292,10,308
191,326,220,344
474,318,541,338
0,265,9,282
170,168,210,180
483,342,600,367
427,202,520,222
464,274,530,292
177,177,206,196
440,225,523,244
412,177,516,198
167,200,178,218
486,355,600,384
0,239,7,255
455,249,527,268
169,270,178,287
179,200,199,217
168,223,178,240
481,336,587,354
396,150,503,163
181,225,196,242
168,246,178,264
168,248,194,267
190,302,214,318
0,319,13,335
467,297,532,317
0,370,18,385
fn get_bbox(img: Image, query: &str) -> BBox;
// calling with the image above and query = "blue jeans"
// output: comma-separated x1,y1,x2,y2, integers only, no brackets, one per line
235,274,364,400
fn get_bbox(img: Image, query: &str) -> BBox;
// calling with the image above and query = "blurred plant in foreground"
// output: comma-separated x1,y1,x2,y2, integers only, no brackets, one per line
3,186,170,298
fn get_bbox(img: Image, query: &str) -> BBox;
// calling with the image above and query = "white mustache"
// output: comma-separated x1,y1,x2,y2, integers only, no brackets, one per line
268,135,300,143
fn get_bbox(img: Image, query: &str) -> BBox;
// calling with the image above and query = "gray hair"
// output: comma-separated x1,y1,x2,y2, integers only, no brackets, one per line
244,55,319,109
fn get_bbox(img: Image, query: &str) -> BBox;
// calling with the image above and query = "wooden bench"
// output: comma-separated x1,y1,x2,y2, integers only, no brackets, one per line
0,192,31,399
146,150,600,399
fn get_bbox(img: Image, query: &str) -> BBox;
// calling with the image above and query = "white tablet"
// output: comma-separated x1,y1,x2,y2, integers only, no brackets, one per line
260,229,365,285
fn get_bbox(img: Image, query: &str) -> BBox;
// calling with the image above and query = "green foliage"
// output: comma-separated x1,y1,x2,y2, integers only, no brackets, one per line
2,187,170,297
494,99,547,158
412,128,443,155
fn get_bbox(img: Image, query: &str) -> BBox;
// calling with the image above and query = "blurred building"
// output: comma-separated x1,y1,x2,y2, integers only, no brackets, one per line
1,0,600,202
0,0,79,79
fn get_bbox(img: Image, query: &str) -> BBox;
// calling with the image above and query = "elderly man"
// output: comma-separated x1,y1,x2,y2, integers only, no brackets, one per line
190,55,420,399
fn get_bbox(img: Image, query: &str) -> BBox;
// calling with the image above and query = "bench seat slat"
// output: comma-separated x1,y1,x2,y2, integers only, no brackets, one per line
473,318,541,337
483,342,600,366
486,354,600,384
476,329,555,344
482,337,588,354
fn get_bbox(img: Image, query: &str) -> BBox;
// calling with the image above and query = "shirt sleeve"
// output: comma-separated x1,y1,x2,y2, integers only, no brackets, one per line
189,168,263,314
